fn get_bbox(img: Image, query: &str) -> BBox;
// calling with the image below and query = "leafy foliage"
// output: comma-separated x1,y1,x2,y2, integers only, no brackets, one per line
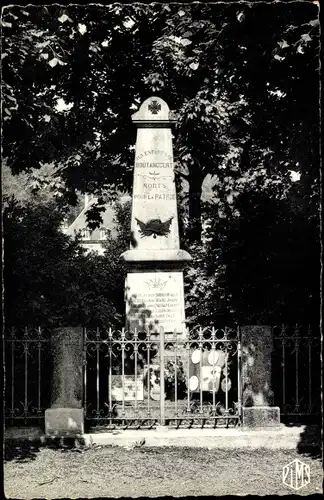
2,162,68,208
3,199,130,327
185,184,320,326
2,3,320,326
2,3,320,235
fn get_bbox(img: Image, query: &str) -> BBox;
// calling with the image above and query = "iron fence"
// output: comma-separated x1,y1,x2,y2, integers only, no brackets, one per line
4,324,321,427
272,324,321,420
83,326,242,429
4,327,52,424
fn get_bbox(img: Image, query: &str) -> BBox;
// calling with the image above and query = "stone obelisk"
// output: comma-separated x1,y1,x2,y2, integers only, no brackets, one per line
121,97,191,335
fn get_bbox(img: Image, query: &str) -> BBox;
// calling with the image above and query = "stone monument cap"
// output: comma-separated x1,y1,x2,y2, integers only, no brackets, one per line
132,96,176,126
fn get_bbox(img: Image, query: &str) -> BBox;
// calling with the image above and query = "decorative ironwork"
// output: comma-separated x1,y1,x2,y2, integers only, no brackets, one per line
272,324,320,418
135,217,173,239
4,327,51,422
4,324,320,427
83,326,242,429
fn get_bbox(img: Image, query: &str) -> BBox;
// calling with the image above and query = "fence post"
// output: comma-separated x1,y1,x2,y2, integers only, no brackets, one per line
159,327,165,426
45,326,84,436
237,325,242,422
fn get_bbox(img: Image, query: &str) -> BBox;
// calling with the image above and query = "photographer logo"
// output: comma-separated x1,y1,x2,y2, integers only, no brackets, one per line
282,459,310,490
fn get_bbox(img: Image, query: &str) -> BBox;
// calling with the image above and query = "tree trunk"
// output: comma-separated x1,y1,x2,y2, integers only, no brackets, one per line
187,169,204,244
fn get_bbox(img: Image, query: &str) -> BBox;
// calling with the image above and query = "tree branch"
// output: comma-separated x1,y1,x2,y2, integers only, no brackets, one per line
175,170,189,181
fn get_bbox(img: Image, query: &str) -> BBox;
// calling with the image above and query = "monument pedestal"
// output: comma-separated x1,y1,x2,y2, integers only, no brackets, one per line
45,408,84,436
45,326,84,436
241,325,280,428
125,270,187,336
242,406,280,429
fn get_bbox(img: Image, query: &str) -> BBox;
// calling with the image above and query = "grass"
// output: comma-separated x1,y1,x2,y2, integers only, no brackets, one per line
4,442,323,498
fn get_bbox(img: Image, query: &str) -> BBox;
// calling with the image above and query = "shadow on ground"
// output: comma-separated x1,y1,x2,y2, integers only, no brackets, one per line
4,439,42,462
4,437,86,462
296,423,322,459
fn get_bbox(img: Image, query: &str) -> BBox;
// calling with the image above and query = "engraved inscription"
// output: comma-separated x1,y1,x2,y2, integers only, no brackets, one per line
133,193,176,200
135,162,172,169
134,154,176,202
131,291,181,326
136,150,173,161
144,183,167,189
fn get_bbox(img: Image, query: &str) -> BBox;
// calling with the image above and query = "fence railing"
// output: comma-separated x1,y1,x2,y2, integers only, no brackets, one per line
4,327,51,423
83,326,242,428
272,324,321,419
4,324,321,427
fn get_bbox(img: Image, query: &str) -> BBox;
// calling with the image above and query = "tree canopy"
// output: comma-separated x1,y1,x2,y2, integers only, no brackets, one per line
2,4,319,228
2,3,320,326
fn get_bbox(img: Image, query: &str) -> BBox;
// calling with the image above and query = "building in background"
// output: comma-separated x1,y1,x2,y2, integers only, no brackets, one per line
62,194,128,255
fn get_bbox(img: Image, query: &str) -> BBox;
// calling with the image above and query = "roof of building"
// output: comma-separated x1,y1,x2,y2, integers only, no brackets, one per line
64,194,130,241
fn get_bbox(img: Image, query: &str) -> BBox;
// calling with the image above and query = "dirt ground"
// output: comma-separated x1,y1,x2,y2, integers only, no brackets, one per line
4,441,323,498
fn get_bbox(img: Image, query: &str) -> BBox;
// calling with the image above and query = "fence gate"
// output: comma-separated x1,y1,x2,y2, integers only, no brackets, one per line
83,326,242,429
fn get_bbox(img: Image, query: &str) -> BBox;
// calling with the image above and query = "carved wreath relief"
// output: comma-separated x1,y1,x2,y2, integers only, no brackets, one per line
135,217,173,239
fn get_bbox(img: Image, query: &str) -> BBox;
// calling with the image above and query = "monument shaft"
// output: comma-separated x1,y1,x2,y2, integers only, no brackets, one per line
122,97,191,334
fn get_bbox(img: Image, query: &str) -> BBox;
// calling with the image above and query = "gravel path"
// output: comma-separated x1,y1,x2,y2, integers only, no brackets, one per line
4,444,323,498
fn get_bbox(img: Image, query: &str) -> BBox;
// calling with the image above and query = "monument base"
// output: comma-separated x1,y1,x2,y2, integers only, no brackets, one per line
45,408,84,437
242,406,280,429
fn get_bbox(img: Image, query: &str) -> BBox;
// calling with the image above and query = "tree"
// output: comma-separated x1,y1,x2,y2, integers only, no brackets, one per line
2,4,168,209
2,3,320,326
3,197,130,328
2,162,68,208
148,2,320,241
2,3,320,241
185,173,320,327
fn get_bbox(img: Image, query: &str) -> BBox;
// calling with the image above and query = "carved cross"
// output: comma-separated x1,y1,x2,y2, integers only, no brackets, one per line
148,100,161,115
